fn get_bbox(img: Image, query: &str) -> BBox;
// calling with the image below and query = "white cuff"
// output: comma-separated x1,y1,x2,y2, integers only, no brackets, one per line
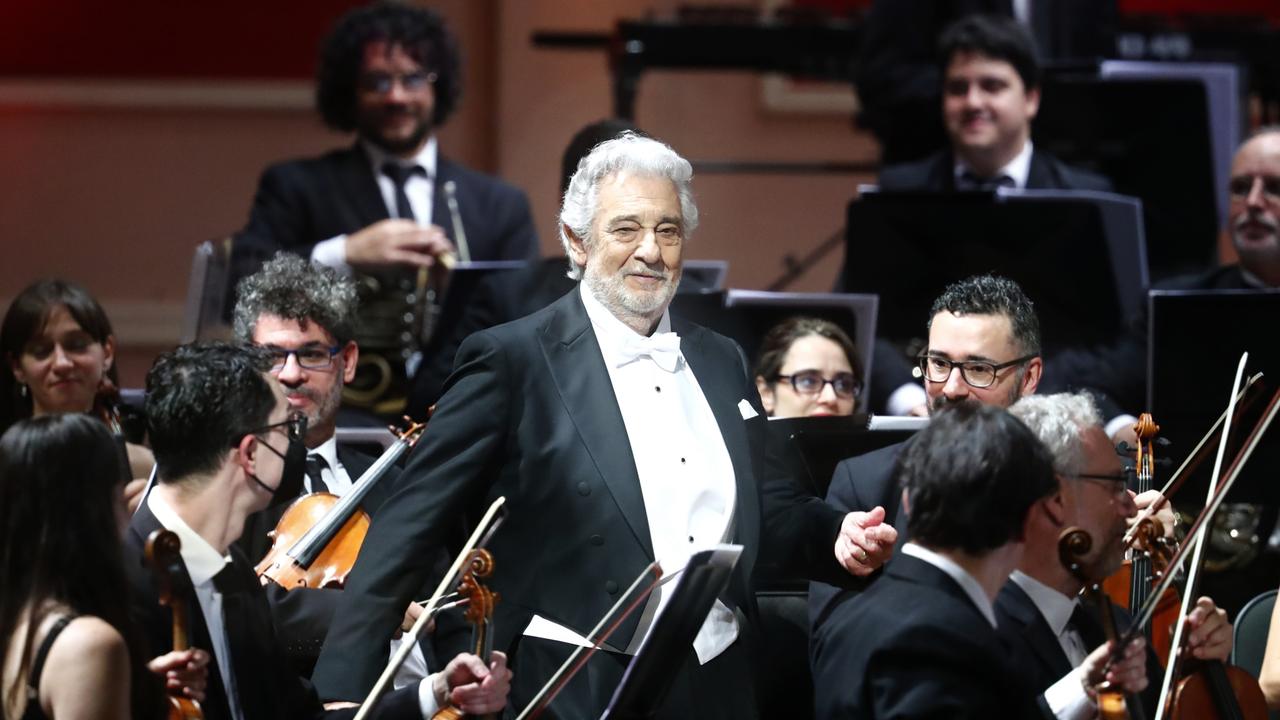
886,382,928,417
1105,414,1139,441
311,235,353,275
1044,666,1095,720
416,673,441,718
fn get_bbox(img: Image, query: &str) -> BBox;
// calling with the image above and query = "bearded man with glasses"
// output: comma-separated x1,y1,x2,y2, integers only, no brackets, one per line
809,273,1045,633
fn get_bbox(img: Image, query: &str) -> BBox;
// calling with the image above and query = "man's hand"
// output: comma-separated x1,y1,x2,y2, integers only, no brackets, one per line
346,219,456,269
834,506,898,576
432,651,512,715
395,601,434,638
125,478,148,514
1082,637,1148,698
147,648,210,701
1131,489,1177,540
1183,596,1233,662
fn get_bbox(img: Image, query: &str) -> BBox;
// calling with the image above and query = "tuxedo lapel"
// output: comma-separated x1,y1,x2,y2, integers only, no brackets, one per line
1026,150,1057,189
338,144,391,227
539,291,654,559
997,581,1074,682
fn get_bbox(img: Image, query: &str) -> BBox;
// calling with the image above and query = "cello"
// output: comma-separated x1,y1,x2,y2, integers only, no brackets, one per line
144,529,204,720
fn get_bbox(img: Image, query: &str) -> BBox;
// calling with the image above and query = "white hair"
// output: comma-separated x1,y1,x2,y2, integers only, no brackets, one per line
1008,392,1102,478
557,131,699,280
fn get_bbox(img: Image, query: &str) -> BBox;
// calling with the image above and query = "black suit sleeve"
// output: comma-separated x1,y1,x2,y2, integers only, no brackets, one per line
313,329,512,701
237,163,324,260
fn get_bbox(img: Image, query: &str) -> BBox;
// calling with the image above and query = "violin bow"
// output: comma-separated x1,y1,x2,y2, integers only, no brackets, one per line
1122,372,1263,546
514,562,663,720
354,496,507,720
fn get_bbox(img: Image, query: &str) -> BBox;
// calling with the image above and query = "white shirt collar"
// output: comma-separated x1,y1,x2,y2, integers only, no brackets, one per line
579,283,673,362
310,435,341,474
902,542,998,627
362,135,438,180
954,138,1034,189
1010,570,1079,637
147,492,232,586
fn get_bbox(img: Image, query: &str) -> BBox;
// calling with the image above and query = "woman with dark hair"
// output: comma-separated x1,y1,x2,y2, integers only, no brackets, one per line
0,414,206,719
1,279,153,508
754,316,864,418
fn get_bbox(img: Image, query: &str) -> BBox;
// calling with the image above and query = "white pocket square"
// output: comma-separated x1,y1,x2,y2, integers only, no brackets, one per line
738,399,759,420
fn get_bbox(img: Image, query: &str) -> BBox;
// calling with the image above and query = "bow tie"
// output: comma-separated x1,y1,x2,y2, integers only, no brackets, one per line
616,331,683,372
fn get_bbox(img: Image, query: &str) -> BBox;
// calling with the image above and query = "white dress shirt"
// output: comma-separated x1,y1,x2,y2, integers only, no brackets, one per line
523,285,739,665
1009,571,1098,720
310,136,439,271
305,436,353,496
954,138,1035,189
148,493,245,720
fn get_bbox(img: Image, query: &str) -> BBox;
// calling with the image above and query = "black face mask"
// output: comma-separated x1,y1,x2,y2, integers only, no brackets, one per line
247,415,308,508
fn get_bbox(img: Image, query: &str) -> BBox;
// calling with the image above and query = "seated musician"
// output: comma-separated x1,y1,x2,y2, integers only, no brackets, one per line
1086,127,1280,415
1,414,207,720
232,252,443,679
1007,392,1233,718
811,402,1147,718
811,275,1175,631
1,279,155,509
233,2,539,414
125,342,510,719
877,14,1112,194
754,316,863,418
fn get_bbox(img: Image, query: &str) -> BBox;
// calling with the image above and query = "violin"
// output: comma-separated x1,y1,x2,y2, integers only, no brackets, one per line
256,420,425,589
433,549,499,720
144,530,204,720
1060,527,1140,720
1103,413,1182,666
1128,357,1276,720
355,497,508,720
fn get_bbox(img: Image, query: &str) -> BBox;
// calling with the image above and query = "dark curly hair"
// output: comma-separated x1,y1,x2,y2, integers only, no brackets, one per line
145,342,276,485
233,252,359,346
900,402,1056,554
928,274,1041,356
315,1,462,132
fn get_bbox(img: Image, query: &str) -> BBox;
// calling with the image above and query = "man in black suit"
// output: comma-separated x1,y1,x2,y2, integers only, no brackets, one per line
126,343,510,720
876,14,1113,193
810,402,1129,718
811,274,1045,628
1005,392,1233,717
234,2,539,413
311,132,882,718
230,253,424,677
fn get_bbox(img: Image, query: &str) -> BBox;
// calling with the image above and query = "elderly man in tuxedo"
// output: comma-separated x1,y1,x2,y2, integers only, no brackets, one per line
311,132,869,718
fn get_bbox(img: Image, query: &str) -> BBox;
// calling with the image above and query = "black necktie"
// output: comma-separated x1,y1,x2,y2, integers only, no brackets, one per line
304,454,330,495
211,561,253,596
958,170,1016,192
1068,602,1106,651
382,163,423,222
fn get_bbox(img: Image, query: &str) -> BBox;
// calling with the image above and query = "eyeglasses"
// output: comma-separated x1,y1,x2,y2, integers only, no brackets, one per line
357,70,437,94
1228,175,1280,204
238,414,307,451
263,345,342,372
773,370,862,399
914,353,1038,389
1072,472,1130,498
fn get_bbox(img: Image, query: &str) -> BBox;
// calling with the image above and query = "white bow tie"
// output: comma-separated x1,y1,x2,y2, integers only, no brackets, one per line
616,331,683,372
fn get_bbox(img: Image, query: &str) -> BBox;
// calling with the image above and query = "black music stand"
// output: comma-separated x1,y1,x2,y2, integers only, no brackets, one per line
1148,289,1280,507
840,189,1146,352
600,545,743,720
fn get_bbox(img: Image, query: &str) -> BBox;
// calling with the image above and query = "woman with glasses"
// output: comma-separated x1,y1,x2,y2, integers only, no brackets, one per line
754,317,863,418
0,280,154,510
